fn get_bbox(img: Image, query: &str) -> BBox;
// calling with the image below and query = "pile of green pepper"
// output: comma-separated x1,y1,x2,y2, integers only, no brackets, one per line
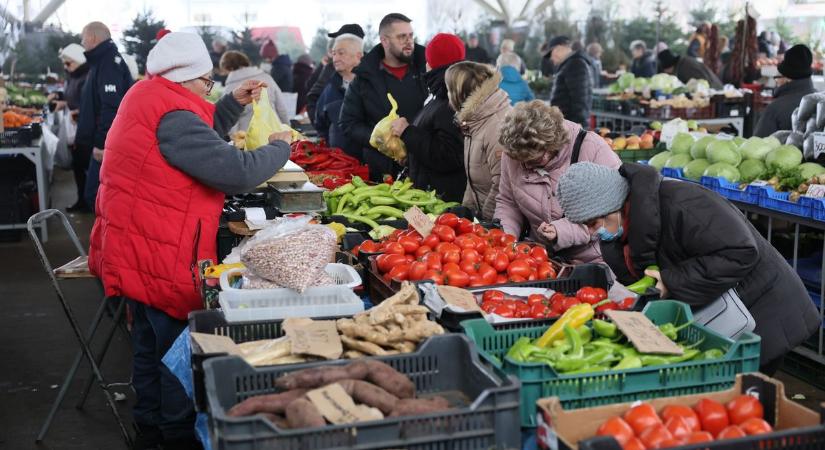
323,176,459,231
505,318,726,375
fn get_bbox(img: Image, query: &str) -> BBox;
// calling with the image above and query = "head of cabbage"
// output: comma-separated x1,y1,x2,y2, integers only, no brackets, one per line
706,140,742,166
739,137,773,161
617,72,635,90
765,145,803,171
670,132,695,154
704,162,740,183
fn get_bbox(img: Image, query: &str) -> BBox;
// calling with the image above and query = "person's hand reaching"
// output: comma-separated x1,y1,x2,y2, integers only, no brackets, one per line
644,268,668,297
233,81,266,106
538,222,557,243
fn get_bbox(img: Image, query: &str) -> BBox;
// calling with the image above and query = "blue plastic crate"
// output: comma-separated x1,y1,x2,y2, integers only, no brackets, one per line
701,177,762,204
661,167,700,183
758,186,813,218
805,196,825,222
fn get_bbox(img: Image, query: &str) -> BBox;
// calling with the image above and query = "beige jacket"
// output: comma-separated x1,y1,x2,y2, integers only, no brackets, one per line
456,73,511,221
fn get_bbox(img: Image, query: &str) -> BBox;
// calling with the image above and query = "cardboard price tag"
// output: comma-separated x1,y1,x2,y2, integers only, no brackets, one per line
306,383,376,425
190,332,242,355
403,205,434,237
437,285,483,313
604,310,683,355
284,320,343,360
813,132,825,160
805,184,825,199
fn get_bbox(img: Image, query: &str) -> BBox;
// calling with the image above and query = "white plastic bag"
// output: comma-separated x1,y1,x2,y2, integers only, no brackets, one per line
54,110,76,170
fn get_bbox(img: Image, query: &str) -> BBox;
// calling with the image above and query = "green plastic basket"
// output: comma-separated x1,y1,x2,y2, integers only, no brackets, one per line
615,148,657,163
460,300,761,428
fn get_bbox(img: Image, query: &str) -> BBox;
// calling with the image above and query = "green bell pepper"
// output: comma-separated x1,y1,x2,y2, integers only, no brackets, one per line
593,319,618,339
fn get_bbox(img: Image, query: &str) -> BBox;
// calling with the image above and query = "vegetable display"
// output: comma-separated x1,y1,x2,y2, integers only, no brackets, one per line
355,213,557,287
505,305,724,374
594,395,771,449
477,287,634,320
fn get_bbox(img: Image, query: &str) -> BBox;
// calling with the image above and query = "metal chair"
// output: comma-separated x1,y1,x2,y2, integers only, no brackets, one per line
27,209,133,448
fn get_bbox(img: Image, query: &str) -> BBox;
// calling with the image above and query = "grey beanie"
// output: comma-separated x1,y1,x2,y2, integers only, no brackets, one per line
558,162,630,224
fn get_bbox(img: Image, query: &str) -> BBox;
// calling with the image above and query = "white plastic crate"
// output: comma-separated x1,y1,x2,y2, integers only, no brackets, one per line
218,268,364,322
324,263,362,288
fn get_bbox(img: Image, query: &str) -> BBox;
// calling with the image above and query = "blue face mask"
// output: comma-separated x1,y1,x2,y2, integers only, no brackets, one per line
596,225,624,242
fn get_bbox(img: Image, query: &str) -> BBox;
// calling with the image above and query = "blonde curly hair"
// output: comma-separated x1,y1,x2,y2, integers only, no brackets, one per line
498,100,570,162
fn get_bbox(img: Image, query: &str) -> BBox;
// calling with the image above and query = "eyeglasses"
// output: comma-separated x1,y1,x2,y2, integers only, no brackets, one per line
198,76,215,95
389,33,414,43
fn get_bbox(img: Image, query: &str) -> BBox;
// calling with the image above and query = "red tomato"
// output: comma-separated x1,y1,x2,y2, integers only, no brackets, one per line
443,262,461,273
514,302,531,318
359,240,381,253
496,274,508,284
739,418,772,435
405,254,415,263
401,229,423,242
536,262,556,280
473,237,489,252
694,398,730,436
415,245,432,258
685,431,713,443
576,286,608,304
622,437,646,450
456,218,475,235
501,245,517,262
422,233,440,249
717,425,746,440
482,290,505,302
408,261,427,281
529,246,549,261
376,254,407,273
424,269,444,285
444,269,470,287
454,234,475,250
468,274,486,287
515,243,531,255
436,242,461,254
442,251,461,265
351,244,361,256
660,405,700,432
432,225,456,242
423,252,442,271
624,403,663,435
528,270,538,281
483,247,498,264
499,233,517,247
527,294,547,305
460,260,479,275
595,417,635,447
726,395,764,426
435,213,459,229
480,300,499,313
491,304,515,318
528,302,549,319
387,229,403,242
507,259,532,279
386,263,410,282
398,236,420,254
461,248,481,264
488,229,504,240
638,423,673,449
492,253,510,272
620,297,636,309
384,242,405,255
665,416,693,439
657,438,687,448
477,263,498,285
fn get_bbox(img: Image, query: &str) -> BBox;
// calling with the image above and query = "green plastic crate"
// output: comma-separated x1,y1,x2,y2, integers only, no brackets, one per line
460,300,761,428
615,148,657,163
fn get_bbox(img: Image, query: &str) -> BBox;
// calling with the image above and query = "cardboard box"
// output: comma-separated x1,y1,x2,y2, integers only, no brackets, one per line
536,373,825,450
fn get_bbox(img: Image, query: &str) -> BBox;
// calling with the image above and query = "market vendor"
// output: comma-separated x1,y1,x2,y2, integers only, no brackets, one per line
754,44,817,138
88,32,291,450
657,48,722,90
494,100,621,263
557,162,819,375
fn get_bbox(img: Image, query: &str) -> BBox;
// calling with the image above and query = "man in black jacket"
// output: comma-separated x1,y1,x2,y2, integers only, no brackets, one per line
77,21,134,210
339,13,428,182
630,40,657,78
307,24,365,124
754,44,817,137
464,33,490,64
547,36,592,128
558,162,820,375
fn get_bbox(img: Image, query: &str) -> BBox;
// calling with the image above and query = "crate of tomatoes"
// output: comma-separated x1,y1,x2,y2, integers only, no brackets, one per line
537,373,825,450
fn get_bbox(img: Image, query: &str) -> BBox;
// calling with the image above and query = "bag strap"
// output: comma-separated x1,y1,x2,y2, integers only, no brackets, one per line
570,128,588,165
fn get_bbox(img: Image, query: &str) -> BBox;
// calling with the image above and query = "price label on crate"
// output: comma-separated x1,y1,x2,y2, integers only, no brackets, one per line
805,184,825,199
404,205,434,237
604,310,683,355
285,320,342,360
750,180,769,187
813,132,825,160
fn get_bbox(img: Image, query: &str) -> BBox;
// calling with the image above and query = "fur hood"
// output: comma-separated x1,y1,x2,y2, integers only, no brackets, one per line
456,72,510,133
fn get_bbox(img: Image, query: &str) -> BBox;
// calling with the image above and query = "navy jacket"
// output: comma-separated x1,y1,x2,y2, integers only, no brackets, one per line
550,51,592,127
75,39,133,151
270,54,294,93
315,73,361,160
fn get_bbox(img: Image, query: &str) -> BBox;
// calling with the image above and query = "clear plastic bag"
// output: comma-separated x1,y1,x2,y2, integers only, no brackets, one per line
369,93,407,161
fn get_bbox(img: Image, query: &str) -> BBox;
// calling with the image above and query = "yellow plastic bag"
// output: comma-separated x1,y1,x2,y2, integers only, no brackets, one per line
245,89,301,150
369,93,407,161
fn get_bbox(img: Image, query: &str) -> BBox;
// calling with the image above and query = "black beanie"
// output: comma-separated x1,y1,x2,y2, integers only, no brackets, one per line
778,44,813,80
657,49,679,71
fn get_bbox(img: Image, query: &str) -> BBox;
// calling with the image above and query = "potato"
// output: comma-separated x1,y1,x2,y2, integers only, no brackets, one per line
363,360,415,399
275,361,369,390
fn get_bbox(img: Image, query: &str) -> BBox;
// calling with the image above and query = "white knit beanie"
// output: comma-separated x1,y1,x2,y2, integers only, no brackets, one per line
146,32,213,82
59,43,86,65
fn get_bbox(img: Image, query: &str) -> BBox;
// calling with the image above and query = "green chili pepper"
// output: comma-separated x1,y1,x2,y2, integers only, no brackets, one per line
392,194,438,206
430,201,460,215
336,193,352,214
331,183,356,196
340,213,380,230
699,348,725,360
658,320,695,341
369,196,398,206
626,265,660,294
593,319,618,339
506,337,535,363
396,181,413,194
351,176,367,188
327,197,339,216
577,325,593,345
619,347,639,358
367,205,405,219
639,348,701,366
564,324,584,359
613,355,643,370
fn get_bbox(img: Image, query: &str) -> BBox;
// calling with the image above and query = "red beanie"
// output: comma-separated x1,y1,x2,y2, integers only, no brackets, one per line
425,33,465,69
155,28,171,41
260,39,279,60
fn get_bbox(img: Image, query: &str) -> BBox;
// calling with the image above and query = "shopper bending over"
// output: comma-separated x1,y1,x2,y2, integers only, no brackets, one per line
88,32,291,450
494,101,620,263
445,61,509,221
557,162,819,375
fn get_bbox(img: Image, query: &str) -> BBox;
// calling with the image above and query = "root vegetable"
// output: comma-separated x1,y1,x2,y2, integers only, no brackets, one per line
363,360,415,399
369,305,430,325
389,341,417,354
341,335,390,356
228,389,308,417
337,379,399,415
274,361,369,390
389,397,451,417
260,413,290,428
285,398,326,428
343,350,366,359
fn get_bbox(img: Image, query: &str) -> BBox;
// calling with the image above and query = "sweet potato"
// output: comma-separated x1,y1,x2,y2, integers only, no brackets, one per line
227,389,308,417
260,413,290,429
363,360,415,399
389,396,451,417
337,379,399,415
275,361,369,390
285,397,326,428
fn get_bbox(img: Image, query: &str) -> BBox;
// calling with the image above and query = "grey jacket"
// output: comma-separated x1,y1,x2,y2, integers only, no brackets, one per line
754,78,817,138
158,95,290,194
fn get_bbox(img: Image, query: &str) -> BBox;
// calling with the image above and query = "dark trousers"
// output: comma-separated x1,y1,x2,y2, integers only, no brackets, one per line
362,147,400,183
84,153,101,210
128,299,196,443
71,145,91,205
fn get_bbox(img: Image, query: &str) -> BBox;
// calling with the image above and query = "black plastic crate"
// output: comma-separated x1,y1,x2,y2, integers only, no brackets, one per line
188,310,349,412
203,334,521,450
1,127,33,147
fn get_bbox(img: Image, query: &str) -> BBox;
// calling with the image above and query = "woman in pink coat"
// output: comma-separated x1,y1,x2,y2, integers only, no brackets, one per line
495,100,621,263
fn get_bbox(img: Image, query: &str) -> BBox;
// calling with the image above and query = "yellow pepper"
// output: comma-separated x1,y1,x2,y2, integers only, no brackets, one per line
326,222,347,243
203,263,245,279
534,303,596,348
